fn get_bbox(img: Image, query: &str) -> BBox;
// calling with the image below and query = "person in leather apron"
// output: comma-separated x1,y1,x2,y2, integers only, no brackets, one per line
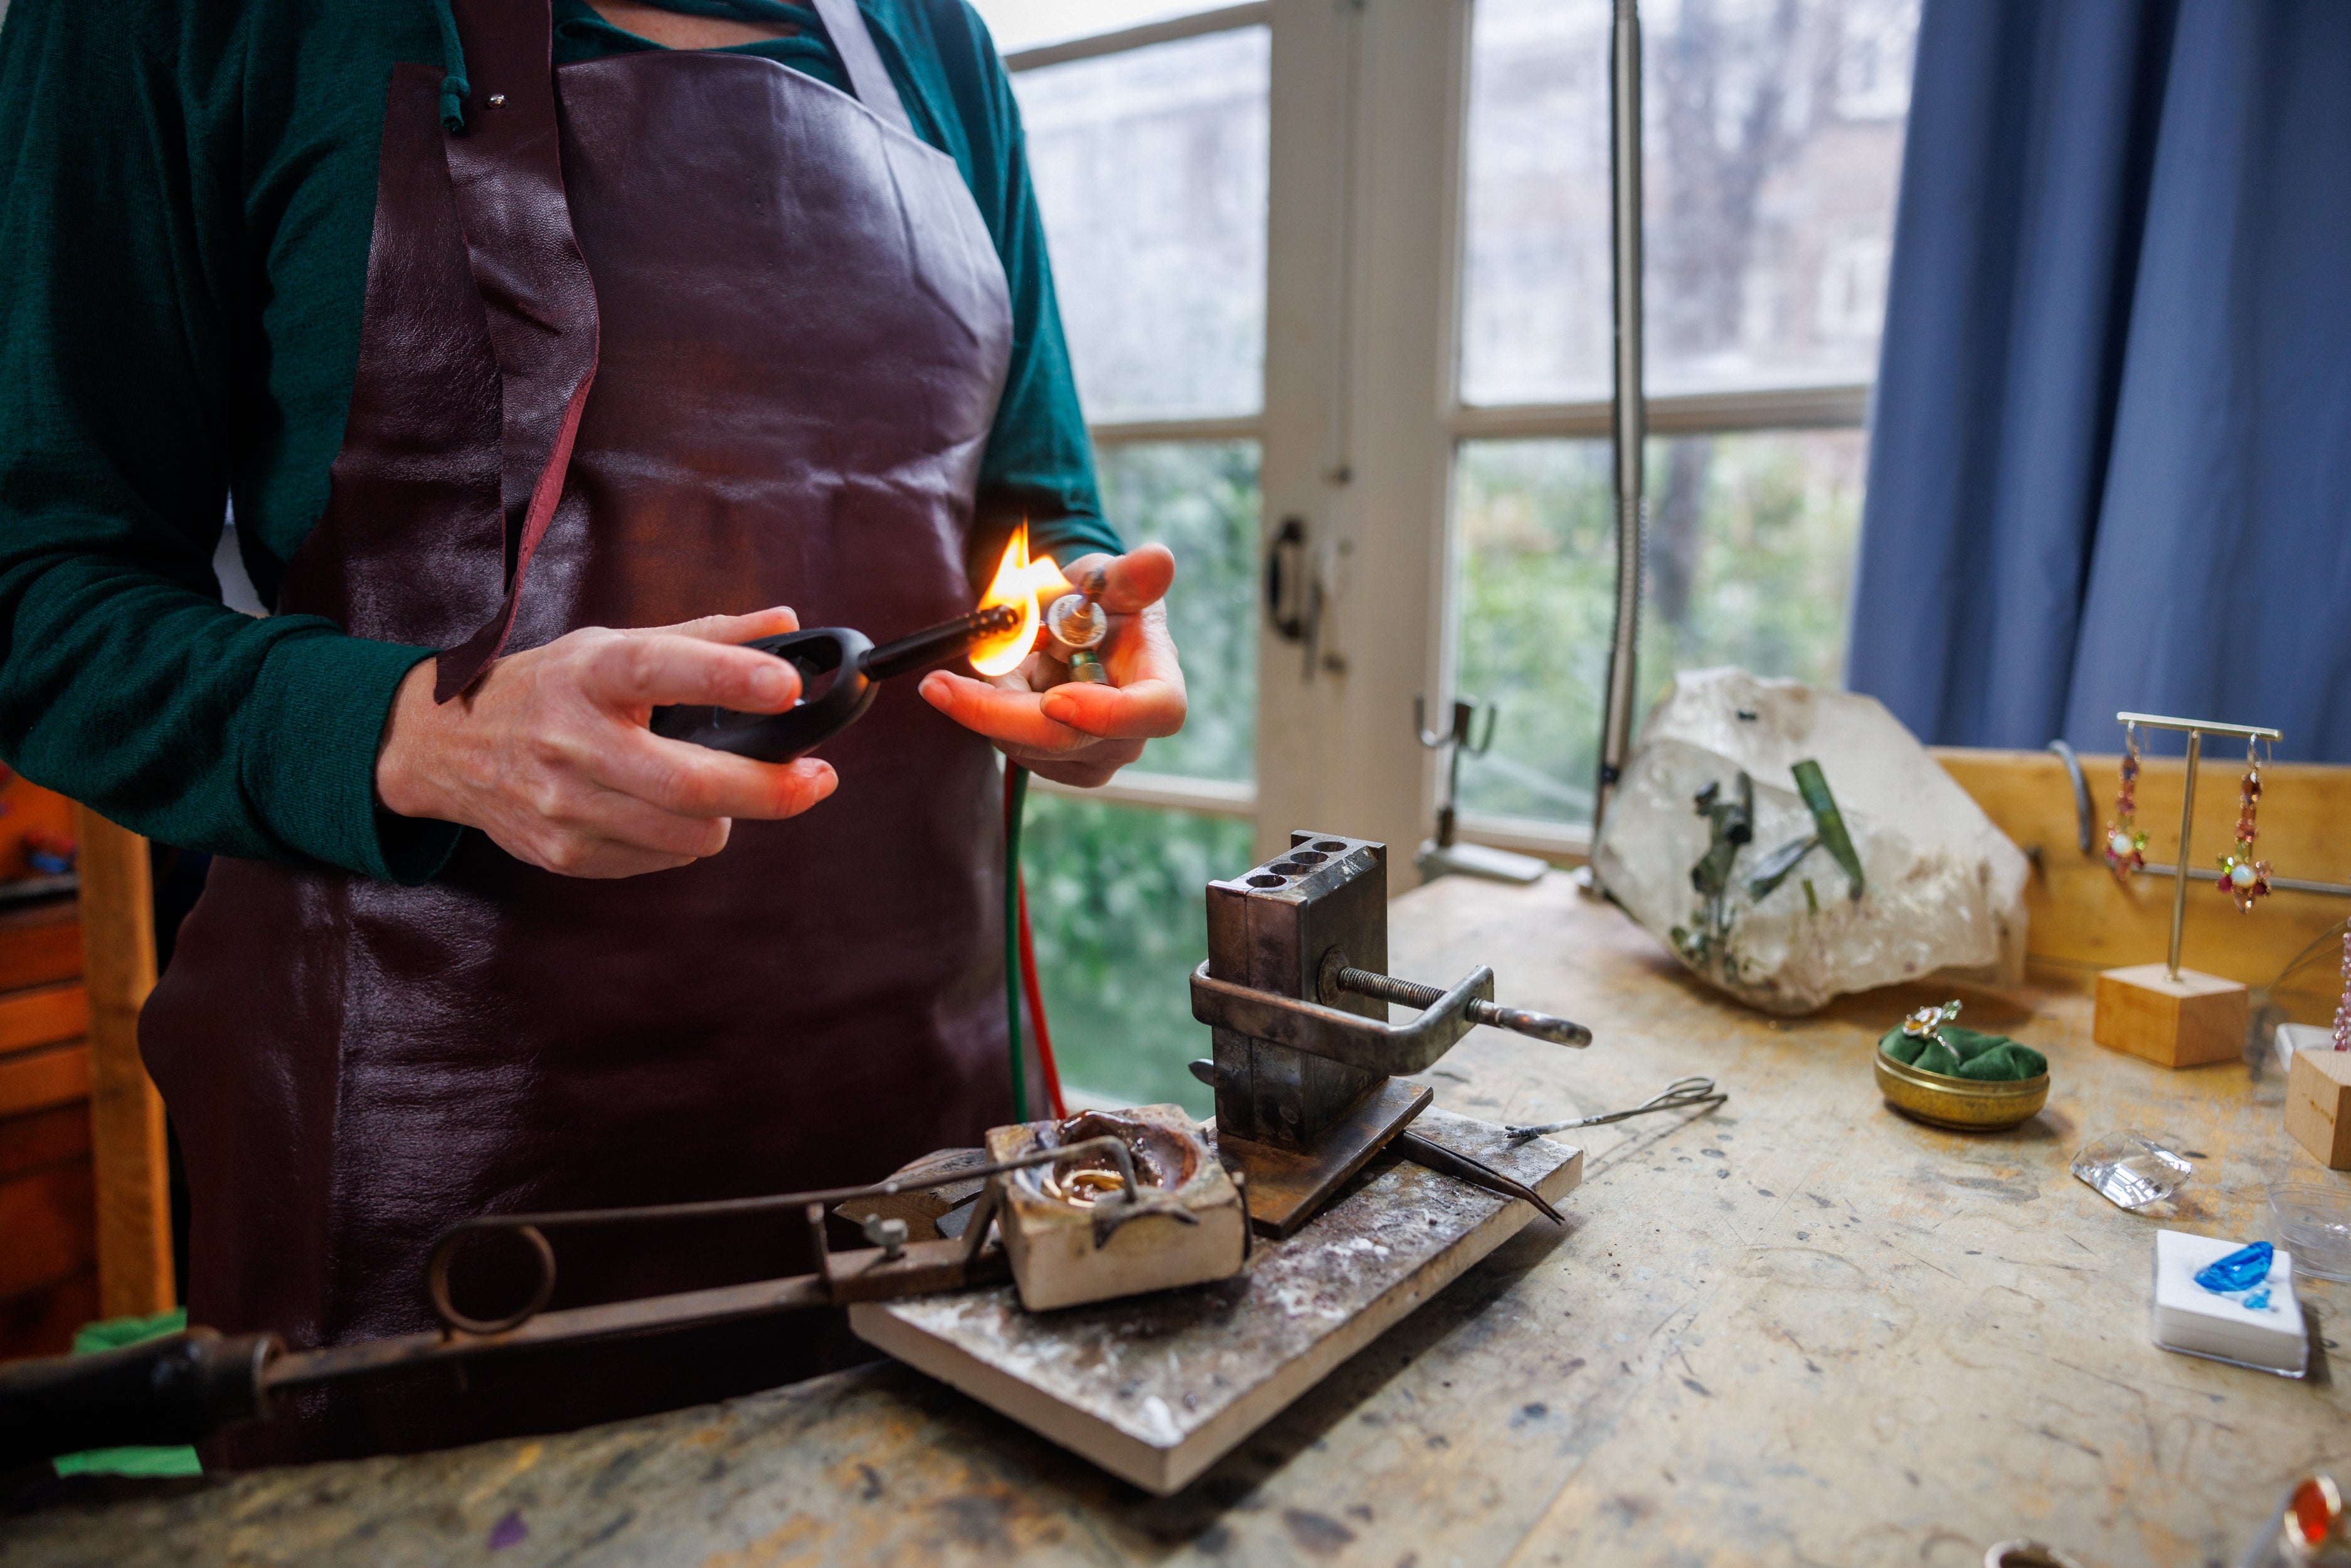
0,0,1182,1465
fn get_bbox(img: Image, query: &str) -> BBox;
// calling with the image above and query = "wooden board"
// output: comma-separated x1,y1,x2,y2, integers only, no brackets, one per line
6,876,2347,1567
0,861,92,1361
0,983,88,1056
0,901,84,993
851,1106,1581,1495
70,804,172,1319
0,1042,92,1121
1936,748,2351,1018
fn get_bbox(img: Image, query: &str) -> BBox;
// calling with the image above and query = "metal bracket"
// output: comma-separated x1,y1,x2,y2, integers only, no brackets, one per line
1189,961,1494,1076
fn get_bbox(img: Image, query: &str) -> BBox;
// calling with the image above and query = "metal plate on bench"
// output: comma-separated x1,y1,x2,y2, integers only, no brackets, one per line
849,1106,1582,1495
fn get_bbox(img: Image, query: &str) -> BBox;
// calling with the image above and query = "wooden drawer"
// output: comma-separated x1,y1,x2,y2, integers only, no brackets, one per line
0,900,81,992
0,1039,92,1121
0,981,88,1056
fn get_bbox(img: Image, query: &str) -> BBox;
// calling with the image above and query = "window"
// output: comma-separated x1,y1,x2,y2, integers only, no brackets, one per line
975,0,1922,1106
1450,0,1919,837
977,1,1271,1111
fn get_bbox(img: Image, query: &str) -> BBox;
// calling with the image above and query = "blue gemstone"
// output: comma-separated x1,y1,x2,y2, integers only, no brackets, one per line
2194,1241,2273,1293
2244,1288,2271,1311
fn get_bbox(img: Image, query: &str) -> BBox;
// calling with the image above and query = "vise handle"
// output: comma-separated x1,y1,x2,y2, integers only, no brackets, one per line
1190,957,1592,1076
1320,955,1591,1047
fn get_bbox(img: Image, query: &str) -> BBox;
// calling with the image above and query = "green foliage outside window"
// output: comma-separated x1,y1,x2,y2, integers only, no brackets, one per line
1453,431,1865,825
1019,439,1261,1111
1022,794,1244,1114
1098,440,1259,783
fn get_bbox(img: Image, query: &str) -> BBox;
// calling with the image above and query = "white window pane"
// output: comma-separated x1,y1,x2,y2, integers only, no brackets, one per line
1100,441,1258,783
1025,797,1248,1114
1459,0,1919,406
1012,28,1269,421
1451,430,1866,825
974,0,1245,56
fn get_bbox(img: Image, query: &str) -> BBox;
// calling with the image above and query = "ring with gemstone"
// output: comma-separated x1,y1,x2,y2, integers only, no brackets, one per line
1903,999,1961,1042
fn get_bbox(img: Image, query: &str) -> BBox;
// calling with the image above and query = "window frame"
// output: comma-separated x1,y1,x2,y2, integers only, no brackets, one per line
1000,0,1884,870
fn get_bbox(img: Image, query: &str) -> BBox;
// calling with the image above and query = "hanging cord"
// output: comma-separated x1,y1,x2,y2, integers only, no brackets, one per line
1002,763,1067,1123
429,0,471,132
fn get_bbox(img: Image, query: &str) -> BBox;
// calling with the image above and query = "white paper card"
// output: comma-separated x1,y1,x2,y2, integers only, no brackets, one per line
2153,1229,2307,1377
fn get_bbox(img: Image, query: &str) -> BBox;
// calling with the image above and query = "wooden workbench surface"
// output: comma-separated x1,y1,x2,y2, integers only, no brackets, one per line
6,874,2346,1565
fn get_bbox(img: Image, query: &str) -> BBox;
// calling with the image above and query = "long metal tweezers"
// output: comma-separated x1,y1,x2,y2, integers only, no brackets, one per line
1504,1076,1726,1143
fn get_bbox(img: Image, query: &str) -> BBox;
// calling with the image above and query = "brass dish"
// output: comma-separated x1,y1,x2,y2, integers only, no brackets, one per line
1875,1051,2049,1132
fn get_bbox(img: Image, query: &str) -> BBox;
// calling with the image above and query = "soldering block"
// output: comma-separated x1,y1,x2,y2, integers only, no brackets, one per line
2285,1046,2351,1170
2152,1229,2307,1377
986,1105,1247,1313
2093,963,2248,1069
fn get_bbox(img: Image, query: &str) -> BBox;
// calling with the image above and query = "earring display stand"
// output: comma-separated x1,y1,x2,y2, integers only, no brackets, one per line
2093,711,2282,1069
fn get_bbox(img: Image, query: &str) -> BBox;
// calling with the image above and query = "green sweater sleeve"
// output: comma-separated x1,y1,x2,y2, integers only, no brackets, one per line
0,0,457,882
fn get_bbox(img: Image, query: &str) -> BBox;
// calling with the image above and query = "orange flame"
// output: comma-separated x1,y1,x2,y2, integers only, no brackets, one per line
969,524,1069,677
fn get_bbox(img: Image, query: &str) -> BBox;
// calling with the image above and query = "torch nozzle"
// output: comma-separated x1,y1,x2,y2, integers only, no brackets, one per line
861,603,1024,682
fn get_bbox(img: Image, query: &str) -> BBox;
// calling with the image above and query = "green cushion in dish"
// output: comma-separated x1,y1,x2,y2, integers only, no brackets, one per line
1878,1025,2046,1083
1914,1041,1964,1076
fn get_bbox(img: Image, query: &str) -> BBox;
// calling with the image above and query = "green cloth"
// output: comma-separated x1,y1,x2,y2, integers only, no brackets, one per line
0,0,1117,885
51,1309,203,1478
1880,1024,2049,1083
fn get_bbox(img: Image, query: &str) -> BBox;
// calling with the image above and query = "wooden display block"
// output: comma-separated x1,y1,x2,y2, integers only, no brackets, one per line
2286,1047,2351,1169
2093,963,2248,1069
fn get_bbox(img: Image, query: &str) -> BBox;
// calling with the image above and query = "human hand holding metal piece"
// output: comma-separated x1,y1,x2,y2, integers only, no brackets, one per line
919,543,1188,788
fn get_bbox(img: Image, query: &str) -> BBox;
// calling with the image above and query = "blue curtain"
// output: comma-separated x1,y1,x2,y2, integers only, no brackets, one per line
1847,0,2351,760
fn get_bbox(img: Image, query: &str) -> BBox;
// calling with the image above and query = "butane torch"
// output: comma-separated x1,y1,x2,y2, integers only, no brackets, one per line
649,603,1022,763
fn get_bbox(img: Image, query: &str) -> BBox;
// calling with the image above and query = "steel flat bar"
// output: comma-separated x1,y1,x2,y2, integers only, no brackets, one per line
2140,862,2351,899
2115,711,2283,741
265,1273,834,1390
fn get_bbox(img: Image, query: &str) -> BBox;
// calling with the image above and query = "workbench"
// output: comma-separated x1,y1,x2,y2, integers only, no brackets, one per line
4,872,2345,1565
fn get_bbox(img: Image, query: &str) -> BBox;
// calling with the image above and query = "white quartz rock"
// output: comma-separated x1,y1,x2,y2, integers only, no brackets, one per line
1591,669,2030,1015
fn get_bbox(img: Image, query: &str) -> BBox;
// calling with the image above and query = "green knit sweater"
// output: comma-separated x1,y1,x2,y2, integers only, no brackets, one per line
0,0,1115,883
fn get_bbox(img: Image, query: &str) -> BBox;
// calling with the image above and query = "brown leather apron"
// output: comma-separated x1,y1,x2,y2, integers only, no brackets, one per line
139,0,1016,1467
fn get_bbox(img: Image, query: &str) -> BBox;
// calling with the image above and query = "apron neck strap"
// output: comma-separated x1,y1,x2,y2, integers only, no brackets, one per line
807,0,915,137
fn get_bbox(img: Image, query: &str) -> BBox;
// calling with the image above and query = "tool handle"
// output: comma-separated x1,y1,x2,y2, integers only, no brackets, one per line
0,1330,277,1468
647,627,877,763
1329,965,1592,1048
1467,1001,1593,1048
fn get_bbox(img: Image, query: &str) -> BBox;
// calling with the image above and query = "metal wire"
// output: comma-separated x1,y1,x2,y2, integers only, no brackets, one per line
1503,1076,1725,1143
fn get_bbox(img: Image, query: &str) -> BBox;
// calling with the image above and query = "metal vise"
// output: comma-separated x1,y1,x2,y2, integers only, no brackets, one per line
1189,832,1589,1236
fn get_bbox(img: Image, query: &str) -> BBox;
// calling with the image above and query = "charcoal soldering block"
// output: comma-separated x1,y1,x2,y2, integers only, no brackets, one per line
2152,1229,2307,1378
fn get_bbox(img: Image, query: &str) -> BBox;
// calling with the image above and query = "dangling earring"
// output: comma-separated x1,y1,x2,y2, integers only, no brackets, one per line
2217,736,2271,913
2104,721,2147,883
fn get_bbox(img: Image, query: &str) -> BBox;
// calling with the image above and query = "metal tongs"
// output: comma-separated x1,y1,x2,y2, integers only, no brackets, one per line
1504,1076,1726,1143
